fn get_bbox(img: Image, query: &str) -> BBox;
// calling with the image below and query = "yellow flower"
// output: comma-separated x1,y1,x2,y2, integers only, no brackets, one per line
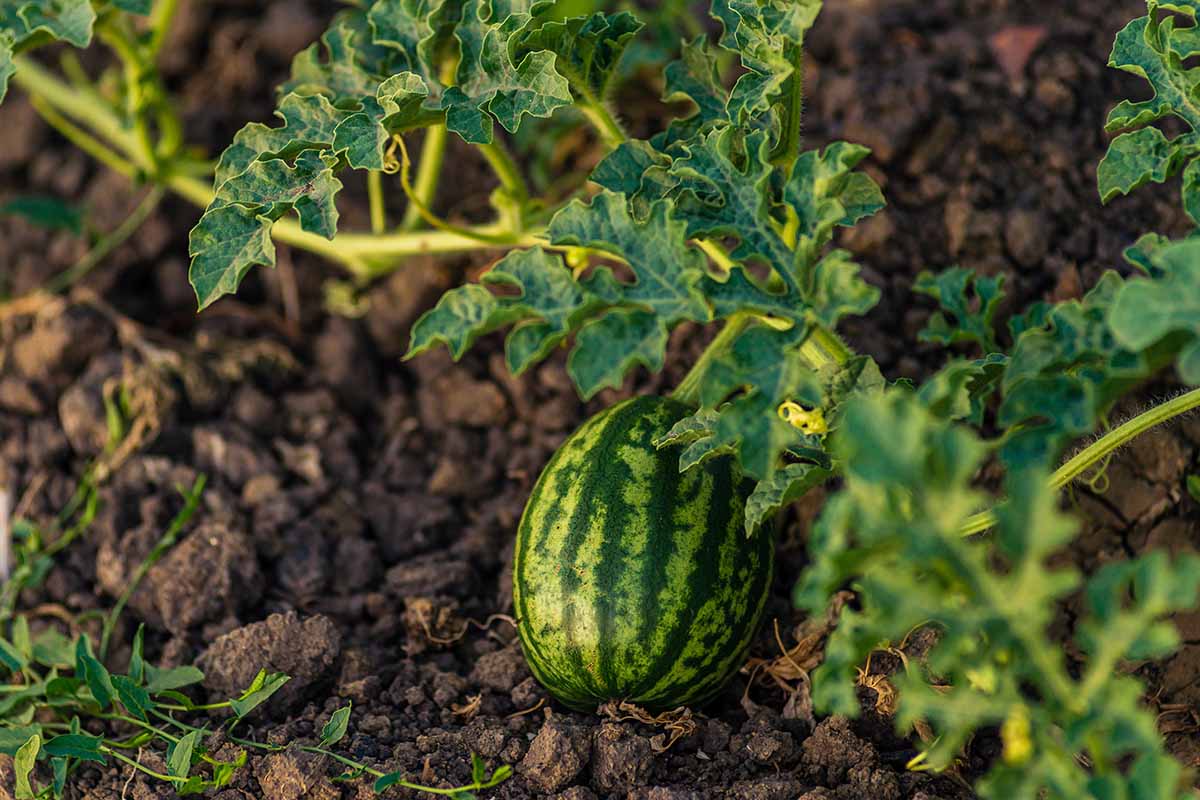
778,401,828,435
1001,706,1033,766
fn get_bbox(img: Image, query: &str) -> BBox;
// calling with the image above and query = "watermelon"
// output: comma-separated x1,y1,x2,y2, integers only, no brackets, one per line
513,395,774,712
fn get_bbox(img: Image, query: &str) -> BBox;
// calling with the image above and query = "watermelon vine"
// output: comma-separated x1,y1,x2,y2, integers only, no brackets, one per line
4,0,1200,797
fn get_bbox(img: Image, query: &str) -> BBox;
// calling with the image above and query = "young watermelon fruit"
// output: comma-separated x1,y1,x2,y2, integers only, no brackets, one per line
513,395,774,711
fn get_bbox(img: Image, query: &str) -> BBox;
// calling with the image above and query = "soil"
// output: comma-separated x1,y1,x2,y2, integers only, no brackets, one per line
1,0,1199,798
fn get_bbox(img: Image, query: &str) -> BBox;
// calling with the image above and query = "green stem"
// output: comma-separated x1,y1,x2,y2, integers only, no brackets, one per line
12,59,533,280
578,99,627,151
672,313,754,407
769,41,806,169
103,747,180,784
395,137,516,246
804,325,852,367
157,700,232,712
27,97,138,179
97,714,180,745
96,22,157,172
298,746,385,778
45,187,165,294
402,124,448,231
367,171,387,235
477,139,529,205
147,0,180,60
958,386,1200,537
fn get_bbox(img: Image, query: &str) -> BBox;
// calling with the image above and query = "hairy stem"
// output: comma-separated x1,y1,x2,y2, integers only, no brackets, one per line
958,386,1200,537
401,123,448,231
579,98,627,151
769,41,806,169
803,326,852,369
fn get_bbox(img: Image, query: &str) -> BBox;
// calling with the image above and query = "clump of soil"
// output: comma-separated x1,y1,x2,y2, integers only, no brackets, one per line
2,0,1198,798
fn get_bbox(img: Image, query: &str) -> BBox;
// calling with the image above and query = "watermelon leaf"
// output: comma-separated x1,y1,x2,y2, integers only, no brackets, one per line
913,267,1005,355
797,391,1200,795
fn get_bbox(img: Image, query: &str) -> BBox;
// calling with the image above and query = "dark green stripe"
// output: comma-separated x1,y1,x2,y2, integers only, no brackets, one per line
550,398,648,691
628,457,727,702
596,399,683,696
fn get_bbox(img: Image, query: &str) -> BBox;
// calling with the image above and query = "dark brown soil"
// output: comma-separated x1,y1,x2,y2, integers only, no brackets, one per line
2,1,1198,798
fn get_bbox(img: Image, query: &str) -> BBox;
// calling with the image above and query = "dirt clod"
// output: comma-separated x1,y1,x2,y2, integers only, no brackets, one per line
148,522,262,634
471,643,529,693
520,714,593,792
801,716,876,786
592,722,654,793
729,778,809,800
198,612,342,713
256,749,338,800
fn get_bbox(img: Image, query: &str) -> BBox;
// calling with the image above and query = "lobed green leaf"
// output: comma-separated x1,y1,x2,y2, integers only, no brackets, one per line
913,267,1005,355
0,32,13,103
710,0,820,121
797,392,1200,798
1108,238,1200,383
1100,5,1200,219
515,10,642,102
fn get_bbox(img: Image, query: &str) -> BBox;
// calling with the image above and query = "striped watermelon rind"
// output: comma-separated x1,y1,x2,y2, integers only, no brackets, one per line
513,395,774,712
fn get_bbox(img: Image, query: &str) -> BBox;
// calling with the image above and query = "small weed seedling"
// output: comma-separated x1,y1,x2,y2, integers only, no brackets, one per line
4,0,1200,797
0,475,510,797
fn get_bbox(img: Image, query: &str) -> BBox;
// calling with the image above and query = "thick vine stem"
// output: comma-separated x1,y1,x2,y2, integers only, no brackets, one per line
147,0,180,60
958,386,1200,537
769,41,806,169
671,313,755,408
579,99,627,151
477,139,530,205
11,58,542,280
